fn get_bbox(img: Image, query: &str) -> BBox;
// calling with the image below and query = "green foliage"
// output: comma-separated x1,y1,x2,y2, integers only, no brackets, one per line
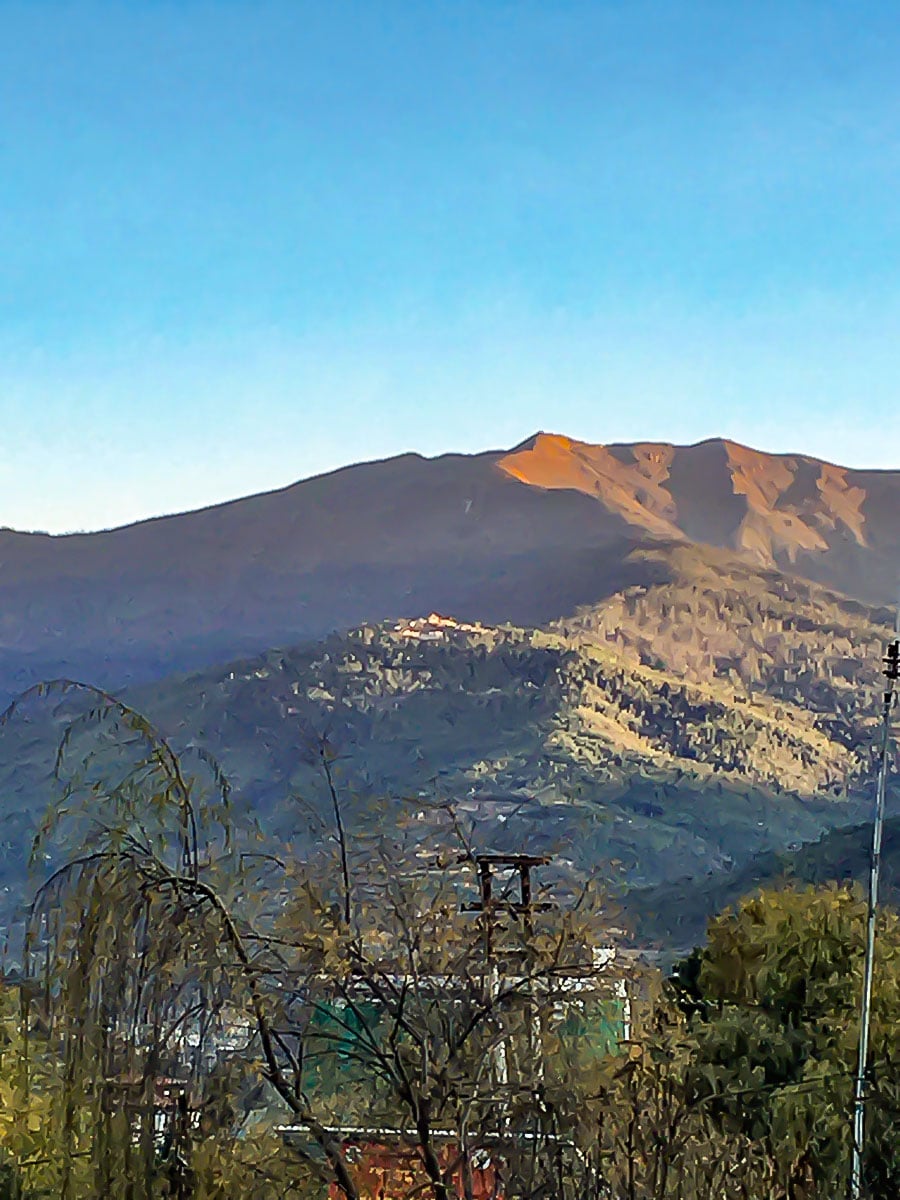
0,982,92,1198
190,1131,320,1199
672,885,900,1198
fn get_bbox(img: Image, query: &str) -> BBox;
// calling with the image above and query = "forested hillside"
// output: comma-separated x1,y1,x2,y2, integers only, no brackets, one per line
3,543,892,931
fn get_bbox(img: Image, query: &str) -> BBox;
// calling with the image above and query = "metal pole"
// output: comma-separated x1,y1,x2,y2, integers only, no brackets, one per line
850,636,899,1200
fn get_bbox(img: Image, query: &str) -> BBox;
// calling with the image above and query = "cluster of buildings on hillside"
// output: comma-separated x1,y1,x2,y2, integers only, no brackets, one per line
392,612,489,641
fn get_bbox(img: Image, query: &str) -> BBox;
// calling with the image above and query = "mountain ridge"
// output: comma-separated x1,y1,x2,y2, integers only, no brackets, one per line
2,432,898,706
498,432,883,571
5,431,898,539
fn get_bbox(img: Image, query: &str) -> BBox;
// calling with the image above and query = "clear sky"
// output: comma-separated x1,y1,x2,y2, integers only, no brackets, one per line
2,1,900,533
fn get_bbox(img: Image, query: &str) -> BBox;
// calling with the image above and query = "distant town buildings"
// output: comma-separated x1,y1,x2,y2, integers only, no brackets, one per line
393,612,488,640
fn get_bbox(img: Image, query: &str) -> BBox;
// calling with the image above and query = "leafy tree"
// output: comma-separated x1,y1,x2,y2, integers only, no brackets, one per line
0,977,99,1199
671,885,900,1198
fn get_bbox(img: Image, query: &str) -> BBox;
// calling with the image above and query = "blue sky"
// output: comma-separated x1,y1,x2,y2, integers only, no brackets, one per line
2,1,900,532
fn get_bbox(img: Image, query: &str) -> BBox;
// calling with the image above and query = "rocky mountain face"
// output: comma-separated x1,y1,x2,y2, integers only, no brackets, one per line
2,433,898,704
498,433,900,600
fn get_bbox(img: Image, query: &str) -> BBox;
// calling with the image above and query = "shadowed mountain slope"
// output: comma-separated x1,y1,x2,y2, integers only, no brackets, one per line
2,432,898,704
0,449,639,701
628,813,900,957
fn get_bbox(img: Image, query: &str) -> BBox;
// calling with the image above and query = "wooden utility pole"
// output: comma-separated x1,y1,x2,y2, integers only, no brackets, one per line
462,853,552,949
461,853,552,1089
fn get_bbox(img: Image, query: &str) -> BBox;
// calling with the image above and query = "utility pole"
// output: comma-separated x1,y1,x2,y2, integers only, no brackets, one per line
461,853,551,1089
850,635,899,1200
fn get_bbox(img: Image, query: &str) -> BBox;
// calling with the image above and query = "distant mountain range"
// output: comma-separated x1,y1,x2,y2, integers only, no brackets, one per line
2,431,899,946
2,432,899,704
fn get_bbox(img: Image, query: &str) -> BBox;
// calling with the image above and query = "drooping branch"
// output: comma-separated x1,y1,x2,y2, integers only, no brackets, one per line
1,678,231,879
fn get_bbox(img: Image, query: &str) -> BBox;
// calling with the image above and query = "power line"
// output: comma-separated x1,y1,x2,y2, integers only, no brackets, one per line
605,1056,874,1107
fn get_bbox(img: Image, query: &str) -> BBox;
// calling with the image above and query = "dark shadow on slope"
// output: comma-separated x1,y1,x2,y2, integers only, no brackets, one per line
625,798,900,956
